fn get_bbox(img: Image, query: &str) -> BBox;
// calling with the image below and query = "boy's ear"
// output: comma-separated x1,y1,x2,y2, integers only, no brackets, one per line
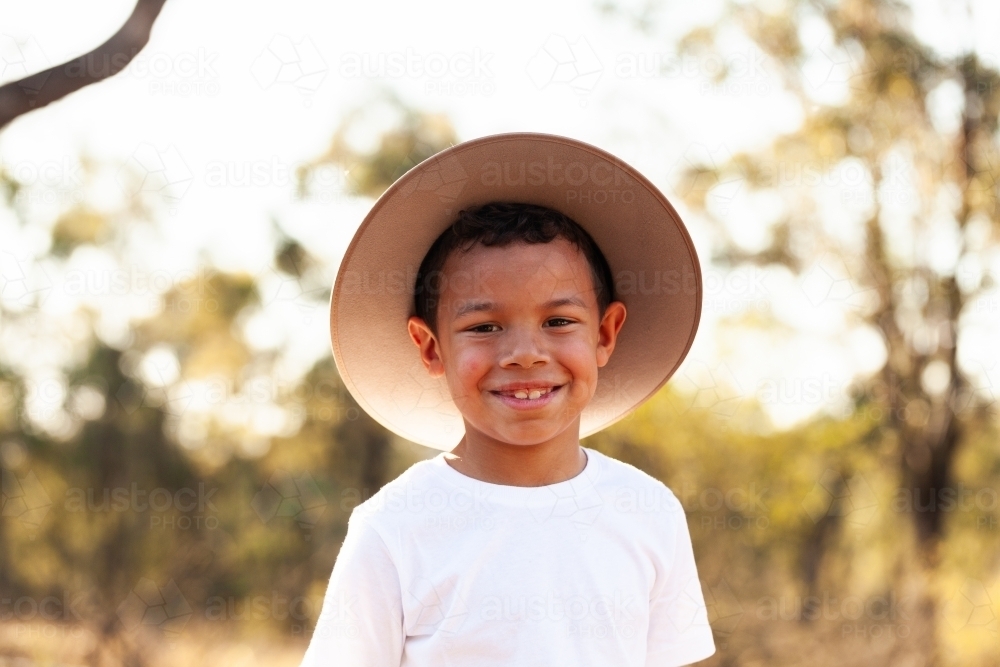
595,301,627,368
407,316,446,378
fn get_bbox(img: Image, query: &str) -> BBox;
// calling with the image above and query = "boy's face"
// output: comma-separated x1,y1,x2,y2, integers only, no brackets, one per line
407,238,626,449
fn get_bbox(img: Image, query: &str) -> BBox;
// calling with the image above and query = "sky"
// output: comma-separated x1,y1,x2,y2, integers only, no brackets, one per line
0,0,998,436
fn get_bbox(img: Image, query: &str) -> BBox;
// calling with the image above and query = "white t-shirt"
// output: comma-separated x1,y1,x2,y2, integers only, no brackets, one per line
299,447,715,667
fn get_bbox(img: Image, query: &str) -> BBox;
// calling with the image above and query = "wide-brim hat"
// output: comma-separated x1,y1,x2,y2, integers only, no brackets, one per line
329,132,702,452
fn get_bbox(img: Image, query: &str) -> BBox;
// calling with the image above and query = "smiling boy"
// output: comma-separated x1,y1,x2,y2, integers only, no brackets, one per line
300,134,715,666
406,205,627,488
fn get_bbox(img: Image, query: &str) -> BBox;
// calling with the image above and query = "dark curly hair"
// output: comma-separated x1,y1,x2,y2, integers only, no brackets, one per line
413,201,615,335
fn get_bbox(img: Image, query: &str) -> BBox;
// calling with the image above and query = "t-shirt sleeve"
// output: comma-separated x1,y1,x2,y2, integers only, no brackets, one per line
298,510,404,667
645,489,716,667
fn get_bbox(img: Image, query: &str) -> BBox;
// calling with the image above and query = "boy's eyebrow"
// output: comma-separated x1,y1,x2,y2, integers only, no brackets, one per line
452,296,589,320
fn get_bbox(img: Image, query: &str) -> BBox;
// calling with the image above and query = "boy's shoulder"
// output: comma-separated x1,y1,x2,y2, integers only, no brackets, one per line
587,448,674,491
351,455,442,512
588,448,684,512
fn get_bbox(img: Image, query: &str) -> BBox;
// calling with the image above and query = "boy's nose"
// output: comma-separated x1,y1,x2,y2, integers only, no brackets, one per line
498,327,549,368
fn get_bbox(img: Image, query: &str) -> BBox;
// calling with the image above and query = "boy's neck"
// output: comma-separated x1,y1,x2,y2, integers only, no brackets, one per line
443,428,587,487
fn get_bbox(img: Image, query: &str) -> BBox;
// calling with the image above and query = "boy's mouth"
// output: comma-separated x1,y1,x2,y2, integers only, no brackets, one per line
489,384,564,405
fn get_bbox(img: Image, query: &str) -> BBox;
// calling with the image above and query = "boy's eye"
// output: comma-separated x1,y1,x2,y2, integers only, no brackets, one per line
466,319,574,332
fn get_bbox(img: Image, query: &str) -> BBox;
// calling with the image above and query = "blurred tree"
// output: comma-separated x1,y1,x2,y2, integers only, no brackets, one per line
0,91,458,665
608,0,1000,664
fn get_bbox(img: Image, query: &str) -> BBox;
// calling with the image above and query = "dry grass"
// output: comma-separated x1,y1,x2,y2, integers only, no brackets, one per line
0,621,308,667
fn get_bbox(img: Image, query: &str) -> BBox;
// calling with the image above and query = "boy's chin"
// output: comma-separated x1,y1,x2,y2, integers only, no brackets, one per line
467,421,579,448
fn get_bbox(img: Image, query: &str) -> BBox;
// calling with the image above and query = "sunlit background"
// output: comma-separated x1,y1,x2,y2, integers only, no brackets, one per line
0,0,998,665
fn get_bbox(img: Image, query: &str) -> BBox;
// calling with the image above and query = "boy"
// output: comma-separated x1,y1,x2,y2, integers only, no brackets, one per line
301,133,715,666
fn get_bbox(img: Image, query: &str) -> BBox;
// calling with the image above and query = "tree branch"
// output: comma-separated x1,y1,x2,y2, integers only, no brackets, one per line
0,0,168,131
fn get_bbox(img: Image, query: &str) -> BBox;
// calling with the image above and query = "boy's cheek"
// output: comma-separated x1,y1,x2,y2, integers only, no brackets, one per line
568,379,599,404
556,339,603,370
450,344,492,371
445,352,492,394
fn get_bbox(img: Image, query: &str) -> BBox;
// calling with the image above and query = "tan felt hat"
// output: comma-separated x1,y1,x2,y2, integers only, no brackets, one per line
329,132,703,451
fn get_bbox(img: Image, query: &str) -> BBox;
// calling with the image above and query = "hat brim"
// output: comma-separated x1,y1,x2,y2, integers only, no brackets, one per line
330,132,702,451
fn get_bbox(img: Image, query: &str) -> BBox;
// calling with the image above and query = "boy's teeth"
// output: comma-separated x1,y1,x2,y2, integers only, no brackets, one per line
512,388,549,399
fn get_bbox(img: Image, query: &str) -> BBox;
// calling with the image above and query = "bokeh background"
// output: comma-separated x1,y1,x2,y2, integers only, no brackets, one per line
1,0,999,665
